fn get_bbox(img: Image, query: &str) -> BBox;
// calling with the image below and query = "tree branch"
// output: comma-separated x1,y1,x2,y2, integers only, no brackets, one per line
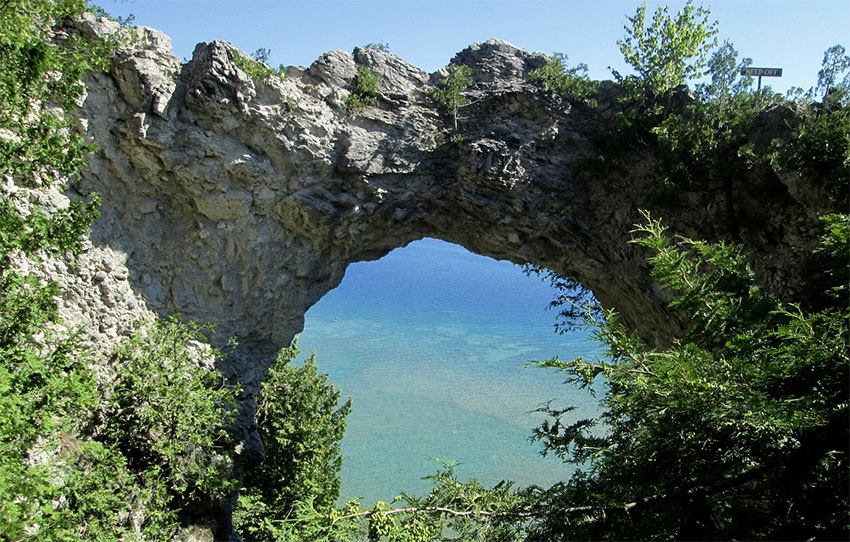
334,505,539,523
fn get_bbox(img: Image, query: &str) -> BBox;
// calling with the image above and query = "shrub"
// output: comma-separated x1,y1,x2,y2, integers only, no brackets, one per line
230,45,284,82
527,52,598,105
103,318,240,507
344,65,382,111
428,64,473,132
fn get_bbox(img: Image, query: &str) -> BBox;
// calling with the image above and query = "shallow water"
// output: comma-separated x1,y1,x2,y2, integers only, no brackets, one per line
296,238,602,504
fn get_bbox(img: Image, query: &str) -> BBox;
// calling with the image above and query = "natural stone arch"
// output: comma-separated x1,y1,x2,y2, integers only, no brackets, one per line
80,33,669,359
69,17,830,384
59,17,837,538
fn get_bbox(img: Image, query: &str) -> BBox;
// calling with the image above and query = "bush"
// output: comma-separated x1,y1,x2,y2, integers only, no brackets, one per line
527,52,598,105
344,65,382,111
230,46,284,83
103,318,240,510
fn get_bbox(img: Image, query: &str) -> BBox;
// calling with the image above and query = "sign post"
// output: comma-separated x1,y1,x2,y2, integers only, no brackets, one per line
740,67,783,91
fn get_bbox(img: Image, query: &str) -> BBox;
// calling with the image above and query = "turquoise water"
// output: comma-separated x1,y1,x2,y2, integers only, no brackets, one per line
296,238,601,504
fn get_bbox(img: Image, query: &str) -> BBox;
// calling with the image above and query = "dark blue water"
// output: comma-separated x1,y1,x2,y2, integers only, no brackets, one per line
296,238,601,504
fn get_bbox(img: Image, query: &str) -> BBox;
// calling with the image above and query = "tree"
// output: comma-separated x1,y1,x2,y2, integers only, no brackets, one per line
606,2,721,149
615,1,718,95
234,343,352,542
103,318,240,513
253,47,272,64
769,44,850,192
696,39,753,103
816,44,850,98
428,64,473,133
526,212,849,541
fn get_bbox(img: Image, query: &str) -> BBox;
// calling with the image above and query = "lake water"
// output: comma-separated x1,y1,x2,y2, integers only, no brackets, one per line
296,238,602,504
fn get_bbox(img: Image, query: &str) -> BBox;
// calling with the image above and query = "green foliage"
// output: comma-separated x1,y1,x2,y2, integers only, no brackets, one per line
816,44,850,99
604,2,721,148
526,52,598,105
696,39,753,103
523,264,601,333
267,459,534,542
527,212,849,541
650,90,776,237
611,13,848,237
0,6,243,538
0,281,108,540
0,3,123,537
344,65,382,112
230,45,285,82
646,38,849,219
374,460,532,542
233,343,536,542
104,318,240,506
0,0,121,186
615,1,718,96
234,342,352,541
1,312,240,539
428,64,473,133
768,90,850,190
363,42,390,52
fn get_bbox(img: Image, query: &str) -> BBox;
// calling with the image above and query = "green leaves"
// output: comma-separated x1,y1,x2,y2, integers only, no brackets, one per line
230,45,285,83
526,53,598,105
0,0,118,185
104,317,240,503
234,342,352,541
616,1,718,95
816,44,850,99
428,64,473,133
345,65,382,111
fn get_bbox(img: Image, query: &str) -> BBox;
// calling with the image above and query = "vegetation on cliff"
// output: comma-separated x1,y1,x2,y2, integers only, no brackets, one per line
0,2,240,538
344,65,382,112
1,1,847,541
525,212,848,541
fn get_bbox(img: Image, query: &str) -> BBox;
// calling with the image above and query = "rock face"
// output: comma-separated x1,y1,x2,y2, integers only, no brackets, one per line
53,16,838,539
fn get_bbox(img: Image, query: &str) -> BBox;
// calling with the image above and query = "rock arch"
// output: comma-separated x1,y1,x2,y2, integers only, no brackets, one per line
69,18,830,382
80,32,662,358
59,17,837,538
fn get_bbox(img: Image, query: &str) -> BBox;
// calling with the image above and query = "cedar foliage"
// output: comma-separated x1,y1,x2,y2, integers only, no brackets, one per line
0,3,240,539
233,343,351,542
527,212,849,541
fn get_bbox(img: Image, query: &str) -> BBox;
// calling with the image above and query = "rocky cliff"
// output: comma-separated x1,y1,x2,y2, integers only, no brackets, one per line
36,14,838,538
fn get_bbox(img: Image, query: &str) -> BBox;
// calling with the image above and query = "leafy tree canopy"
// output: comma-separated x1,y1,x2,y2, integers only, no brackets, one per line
615,0,718,95
428,64,474,133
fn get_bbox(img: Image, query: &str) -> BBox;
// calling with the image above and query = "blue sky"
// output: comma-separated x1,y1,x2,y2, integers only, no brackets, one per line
105,0,848,94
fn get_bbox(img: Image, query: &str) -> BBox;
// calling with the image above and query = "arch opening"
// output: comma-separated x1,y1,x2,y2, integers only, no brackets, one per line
295,237,602,504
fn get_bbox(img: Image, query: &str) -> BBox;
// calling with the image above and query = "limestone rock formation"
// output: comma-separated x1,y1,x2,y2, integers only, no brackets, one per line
38,15,839,539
